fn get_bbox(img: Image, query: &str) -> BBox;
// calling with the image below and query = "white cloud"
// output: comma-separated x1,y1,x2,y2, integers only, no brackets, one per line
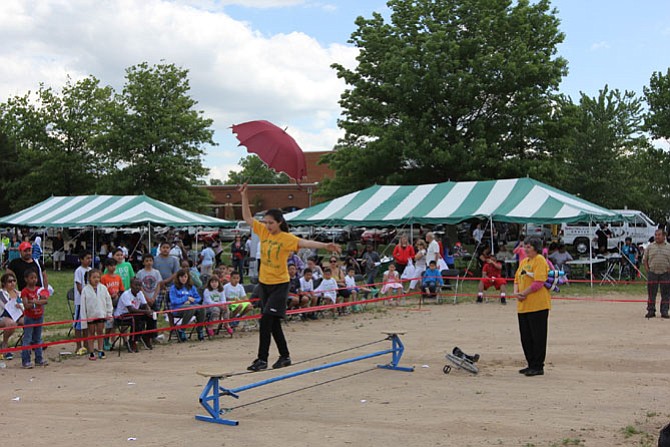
0,0,358,179
590,41,610,51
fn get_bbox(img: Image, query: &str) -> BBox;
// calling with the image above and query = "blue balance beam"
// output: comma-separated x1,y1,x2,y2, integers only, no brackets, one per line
195,332,414,426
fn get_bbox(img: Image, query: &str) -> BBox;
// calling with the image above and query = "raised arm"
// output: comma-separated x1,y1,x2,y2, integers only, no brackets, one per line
298,238,341,254
238,183,254,226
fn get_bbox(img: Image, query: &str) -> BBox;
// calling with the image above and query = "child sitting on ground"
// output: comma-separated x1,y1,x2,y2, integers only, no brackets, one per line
421,260,444,300
380,263,404,302
80,269,113,361
224,271,250,330
203,275,233,336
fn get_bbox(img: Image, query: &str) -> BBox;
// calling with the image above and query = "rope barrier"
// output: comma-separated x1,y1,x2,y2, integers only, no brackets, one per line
0,272,656,355
227,367,377,411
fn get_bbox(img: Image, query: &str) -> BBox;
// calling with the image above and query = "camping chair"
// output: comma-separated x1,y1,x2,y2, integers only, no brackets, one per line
110,315,136,356
66,287,75,338
440,269,460,304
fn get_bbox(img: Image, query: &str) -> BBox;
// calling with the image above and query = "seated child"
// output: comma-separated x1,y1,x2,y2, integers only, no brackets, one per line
421,260,444,299
380,263,404,298
344,267,372,304
314,267,338,306
299,268,318,320
287,264,309,313
203,275,233,336
224,271,250,329
477,252,507,305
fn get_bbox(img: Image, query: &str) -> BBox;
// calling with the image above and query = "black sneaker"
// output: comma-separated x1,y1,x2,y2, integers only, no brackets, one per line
662,314,670,319
524,369,544,376
476,296,483,303
518,367,531,374
247,359,268,372
500,297,507,305
645,311,656,319
272,356,292,369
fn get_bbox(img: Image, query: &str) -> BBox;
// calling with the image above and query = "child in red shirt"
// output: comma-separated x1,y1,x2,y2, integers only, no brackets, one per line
100,258,124,351
21,270,49,368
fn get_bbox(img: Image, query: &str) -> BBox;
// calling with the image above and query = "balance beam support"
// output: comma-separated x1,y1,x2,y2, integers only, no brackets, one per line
195,333,413,426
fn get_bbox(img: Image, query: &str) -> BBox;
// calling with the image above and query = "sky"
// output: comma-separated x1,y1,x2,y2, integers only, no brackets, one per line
1,0,669,182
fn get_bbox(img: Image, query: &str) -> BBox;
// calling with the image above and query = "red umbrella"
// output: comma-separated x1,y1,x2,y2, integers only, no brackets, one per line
231,120,307,181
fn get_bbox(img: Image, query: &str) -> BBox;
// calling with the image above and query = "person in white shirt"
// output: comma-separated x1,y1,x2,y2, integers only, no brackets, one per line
114,278,155,351
299,268,318,320
73,251,93,356
202,275,233,336
80,269,113,360
473,224,485,245
425,232,441,265
223,271,251,327
199,243,216,277
314,268,339,305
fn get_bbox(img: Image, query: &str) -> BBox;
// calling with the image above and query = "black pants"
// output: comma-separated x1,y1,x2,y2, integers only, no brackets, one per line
518,309,549,371
257,282,290,362
647,271,670,314
258,314,289,361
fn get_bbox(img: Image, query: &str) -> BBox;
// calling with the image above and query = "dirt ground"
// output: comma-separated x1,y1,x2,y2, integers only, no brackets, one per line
1,297,669,447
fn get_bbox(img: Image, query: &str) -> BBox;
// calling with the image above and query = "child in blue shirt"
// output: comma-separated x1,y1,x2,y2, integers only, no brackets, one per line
421,261,444,299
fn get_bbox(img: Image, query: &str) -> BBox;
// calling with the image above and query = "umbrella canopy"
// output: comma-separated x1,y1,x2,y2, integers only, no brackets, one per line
285,178,621,226
0,195,235,228
232,120,307,180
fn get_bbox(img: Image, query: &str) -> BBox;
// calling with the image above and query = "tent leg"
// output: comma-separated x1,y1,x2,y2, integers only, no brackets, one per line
489,216,495,255
148,223,152,254
92,227,96,269
589,220,593,289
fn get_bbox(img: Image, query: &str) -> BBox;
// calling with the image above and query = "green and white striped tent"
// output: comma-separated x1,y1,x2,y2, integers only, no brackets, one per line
285,178,620,226
0,195,234,227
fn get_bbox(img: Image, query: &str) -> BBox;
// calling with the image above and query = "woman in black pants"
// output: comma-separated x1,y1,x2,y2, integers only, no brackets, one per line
239,183,340,371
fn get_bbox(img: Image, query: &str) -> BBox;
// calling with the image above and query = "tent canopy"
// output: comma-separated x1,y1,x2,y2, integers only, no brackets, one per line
285,178,621,226
0,195,235,228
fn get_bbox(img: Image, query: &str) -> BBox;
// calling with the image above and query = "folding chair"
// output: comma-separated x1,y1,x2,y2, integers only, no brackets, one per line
440,269,460,304
110,316,136,356
66,287,75,337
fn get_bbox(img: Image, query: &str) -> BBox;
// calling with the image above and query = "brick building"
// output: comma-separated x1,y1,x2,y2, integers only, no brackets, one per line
204,151,334,219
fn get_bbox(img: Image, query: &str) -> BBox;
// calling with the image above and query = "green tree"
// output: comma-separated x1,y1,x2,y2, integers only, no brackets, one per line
106,62,214,210
644,68,670,140
225,155,290,184
553,86,651,210
209,178,224,186
322,0,567,197
0,76,114,210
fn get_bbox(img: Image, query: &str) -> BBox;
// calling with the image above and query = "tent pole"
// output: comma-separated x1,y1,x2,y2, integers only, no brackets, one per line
589,218,593,290
148,223,152,255
195,228,199,266
92,226,96,269
489,216,494,255
42,228,46,267
410,223,414,245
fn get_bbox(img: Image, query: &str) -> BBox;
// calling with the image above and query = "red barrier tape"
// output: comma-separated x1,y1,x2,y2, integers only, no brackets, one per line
0,275,652,355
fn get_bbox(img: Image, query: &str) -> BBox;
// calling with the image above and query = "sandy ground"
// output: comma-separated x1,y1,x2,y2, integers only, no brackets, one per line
1,297,669,447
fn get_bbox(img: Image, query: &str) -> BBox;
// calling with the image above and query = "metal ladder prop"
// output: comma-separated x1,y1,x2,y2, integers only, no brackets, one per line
195,331,414,426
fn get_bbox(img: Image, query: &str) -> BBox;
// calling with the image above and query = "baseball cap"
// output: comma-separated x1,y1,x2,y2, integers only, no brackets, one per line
19,241,32,251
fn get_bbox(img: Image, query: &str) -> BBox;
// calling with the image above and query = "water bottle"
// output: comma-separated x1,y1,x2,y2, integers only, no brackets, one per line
16,296,24,312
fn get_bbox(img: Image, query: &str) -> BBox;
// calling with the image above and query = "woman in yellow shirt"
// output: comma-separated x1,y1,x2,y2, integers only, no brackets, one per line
240,183,341,372
514,236,551,377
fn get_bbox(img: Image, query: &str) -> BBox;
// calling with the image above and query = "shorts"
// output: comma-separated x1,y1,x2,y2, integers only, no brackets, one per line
89,318,106,325
255,282,290,317
482,277,507,291
53,250,65,262
73,305,82,331
229,302,250,315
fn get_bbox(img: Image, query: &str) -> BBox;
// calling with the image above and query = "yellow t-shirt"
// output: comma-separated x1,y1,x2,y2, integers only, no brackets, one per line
514,254,551,314
253,219,300,285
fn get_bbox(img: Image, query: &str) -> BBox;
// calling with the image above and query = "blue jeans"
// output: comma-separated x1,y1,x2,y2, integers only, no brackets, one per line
22,316,44,365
